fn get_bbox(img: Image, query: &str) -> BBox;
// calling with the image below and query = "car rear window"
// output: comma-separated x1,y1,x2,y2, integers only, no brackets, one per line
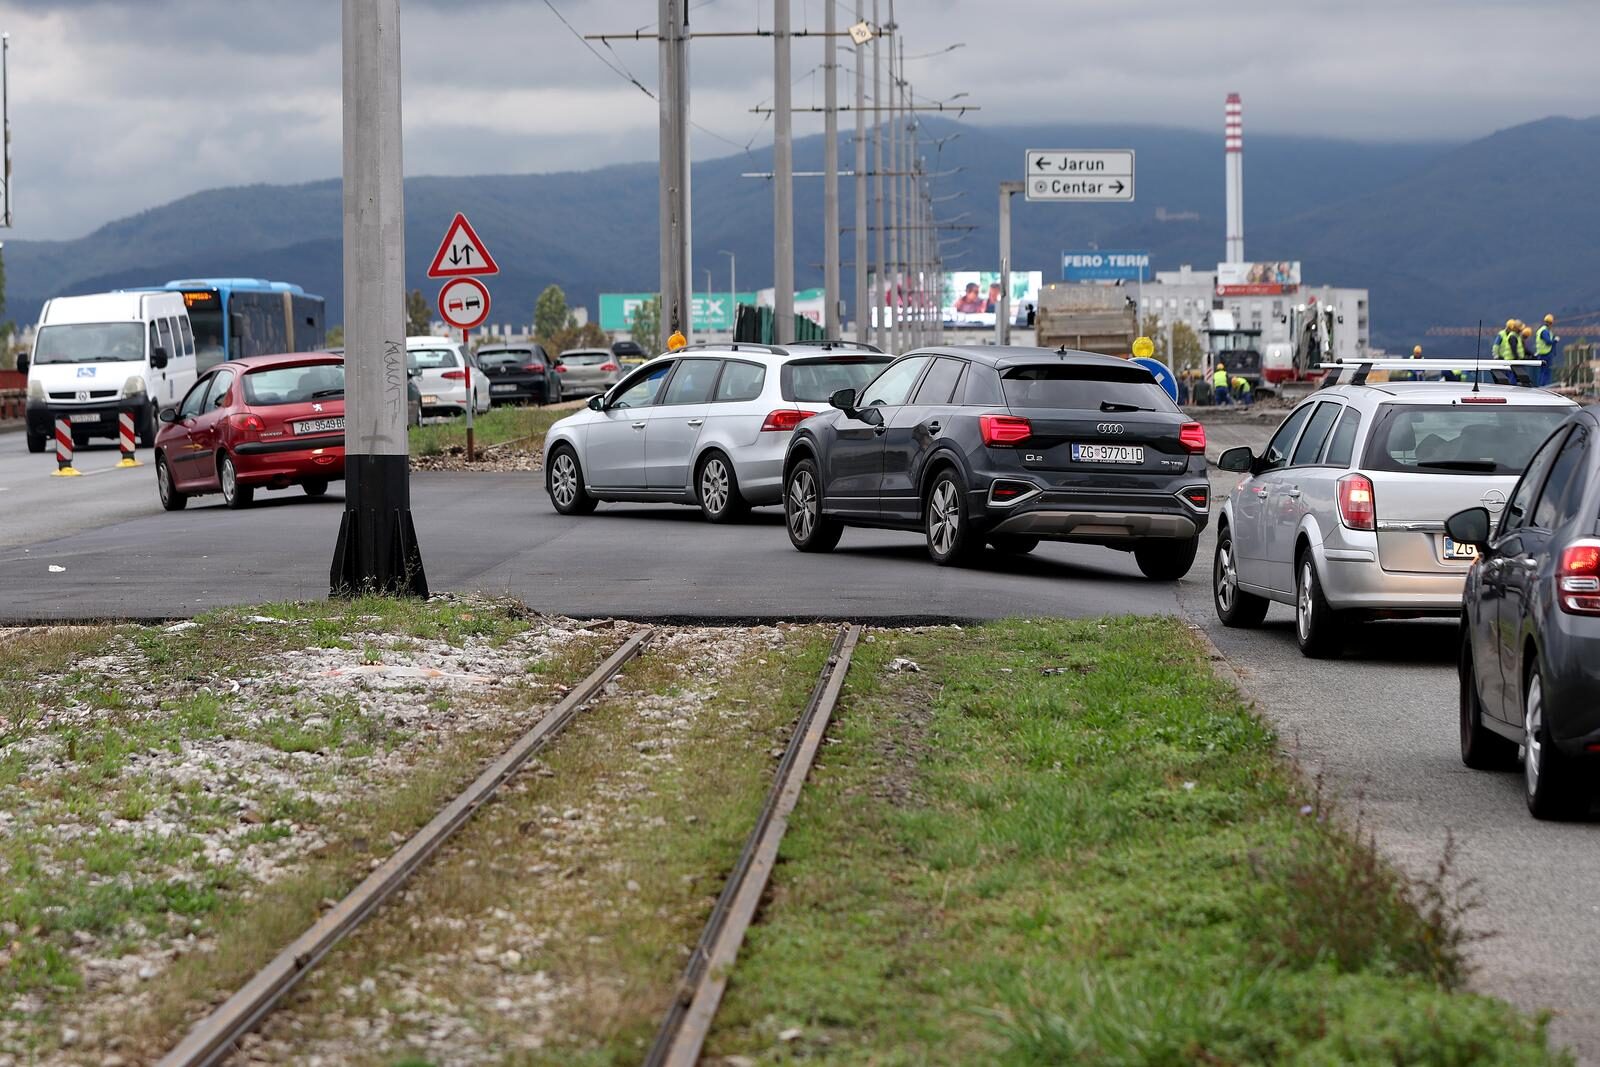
1363,403,1571,477
410,347,459,370
1000,363,1178,412
780,355,892,402
562,352,611,366
477,351,529,368
242,362,345,405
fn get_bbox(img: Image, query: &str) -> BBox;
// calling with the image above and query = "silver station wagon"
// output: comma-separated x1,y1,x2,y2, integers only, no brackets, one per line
1213,364,1577,657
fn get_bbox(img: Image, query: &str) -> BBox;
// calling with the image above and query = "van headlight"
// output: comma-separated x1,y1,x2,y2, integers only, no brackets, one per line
27,379,44,401
121,375,146,398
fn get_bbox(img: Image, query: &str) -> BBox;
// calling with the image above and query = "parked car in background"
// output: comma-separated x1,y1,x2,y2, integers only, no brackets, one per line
544,343,893,522
155,352,346,510
782,346,1211,574
476,343,563,405
612,340,648,368
1449,404,1600,819
555,348,623,397
1214,368,1578,657
407,336,488,418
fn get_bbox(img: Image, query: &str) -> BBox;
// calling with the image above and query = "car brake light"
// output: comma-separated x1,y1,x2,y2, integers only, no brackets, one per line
1459,396,1508,404
761,409,817,432
600,362,619,372
441,370,467,381
524,363,546,373
1179,422,1207,453
229,413,265,433
979,413,1031,446
1337,473,1376,531
1557,540,1600,615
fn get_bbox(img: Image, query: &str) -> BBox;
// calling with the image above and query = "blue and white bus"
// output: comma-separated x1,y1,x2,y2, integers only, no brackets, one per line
157,279,326,372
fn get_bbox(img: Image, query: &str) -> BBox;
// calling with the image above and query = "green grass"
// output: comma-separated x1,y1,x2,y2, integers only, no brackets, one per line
407,403,573,457
706,618,1567,1066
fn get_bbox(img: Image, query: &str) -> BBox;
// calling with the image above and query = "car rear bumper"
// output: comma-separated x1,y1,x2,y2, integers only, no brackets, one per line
1316,548,1467,612
730,435,789,505
977,482,1208,543
26,395,150,438
231,436,345,484
487,379,547,402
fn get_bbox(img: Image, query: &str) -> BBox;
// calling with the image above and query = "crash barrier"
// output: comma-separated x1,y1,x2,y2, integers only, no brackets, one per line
117,411,142,467
51,417,81,477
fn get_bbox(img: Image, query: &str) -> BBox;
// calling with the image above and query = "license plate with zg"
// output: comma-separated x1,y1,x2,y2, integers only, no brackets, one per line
293,417,344,434
1442,536,1478,561
1071,443,1145,465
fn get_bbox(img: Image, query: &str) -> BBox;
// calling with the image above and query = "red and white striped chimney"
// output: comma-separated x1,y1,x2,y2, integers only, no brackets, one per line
1224,93,1244,264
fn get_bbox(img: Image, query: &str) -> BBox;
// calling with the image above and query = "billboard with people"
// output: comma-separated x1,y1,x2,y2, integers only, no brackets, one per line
939,271,1042,328
1216,261,1301,296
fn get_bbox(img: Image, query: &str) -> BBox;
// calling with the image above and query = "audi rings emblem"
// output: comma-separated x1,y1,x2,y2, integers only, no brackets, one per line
1096,423,1125,435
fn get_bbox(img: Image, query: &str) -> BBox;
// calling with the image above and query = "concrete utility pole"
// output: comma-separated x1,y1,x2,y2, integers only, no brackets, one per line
658,0,692,347
822,0,840,337
330,0,426,597
852,2,868,344
997,180,1023,347
871,0,885,351
1,32,11,228
772,0,794,342
886,11,900,355
720,249,736,335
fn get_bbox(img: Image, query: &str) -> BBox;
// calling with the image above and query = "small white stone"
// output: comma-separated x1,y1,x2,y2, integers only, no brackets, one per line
778,1027,804,1042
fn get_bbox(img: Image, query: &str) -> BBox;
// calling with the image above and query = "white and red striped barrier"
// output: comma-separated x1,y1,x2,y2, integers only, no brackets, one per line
51,417,81,477
117,411,142,467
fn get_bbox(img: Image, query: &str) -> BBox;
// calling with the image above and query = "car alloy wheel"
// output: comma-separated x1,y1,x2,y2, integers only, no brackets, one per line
550,452,579,509
700,457,730,516
1217,542,1239,613
1296,561,1314,643
219,455,253,509
928,480,961,558
788,467,817,542
1524,671,1545,800
1294,554,1342,657
1519,667,1585,820
156,453,186,511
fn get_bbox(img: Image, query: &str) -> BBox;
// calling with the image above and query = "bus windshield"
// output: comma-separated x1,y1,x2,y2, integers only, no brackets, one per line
33,323,145,365
181,290,226,370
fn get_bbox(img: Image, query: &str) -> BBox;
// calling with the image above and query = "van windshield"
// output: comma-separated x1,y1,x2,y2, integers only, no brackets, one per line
33,323,145,365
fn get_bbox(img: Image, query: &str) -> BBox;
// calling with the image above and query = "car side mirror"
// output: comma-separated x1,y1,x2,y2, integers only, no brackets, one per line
859,405,884,427
1445,507,1492,549
14,353,28,375
158,407,178,424
151,347,170,370
829,387,857,412
1217,445,1254,472
587,395,605,411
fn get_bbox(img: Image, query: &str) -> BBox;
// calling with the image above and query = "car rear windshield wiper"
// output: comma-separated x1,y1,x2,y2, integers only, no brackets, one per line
311,388,346,399
1415,459,1499,472
1099,400,1160,413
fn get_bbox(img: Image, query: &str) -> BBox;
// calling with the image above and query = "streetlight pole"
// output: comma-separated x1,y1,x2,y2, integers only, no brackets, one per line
720,250,736,339
331,0,426,597
997,180,1023,347
772,0,794,343
886,8,900,355
871,0,885,351
852,3,868,345
822,0,840,337
1,32,11,229
657,0,692,348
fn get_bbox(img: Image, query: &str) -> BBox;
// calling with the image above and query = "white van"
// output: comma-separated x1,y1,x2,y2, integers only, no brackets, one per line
21,291,197,453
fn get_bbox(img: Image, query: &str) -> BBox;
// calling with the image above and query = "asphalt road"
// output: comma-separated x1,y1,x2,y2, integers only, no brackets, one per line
2,418,1595,1062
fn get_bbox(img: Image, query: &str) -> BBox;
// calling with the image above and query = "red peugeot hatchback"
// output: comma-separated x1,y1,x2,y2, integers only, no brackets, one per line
155,352,346,510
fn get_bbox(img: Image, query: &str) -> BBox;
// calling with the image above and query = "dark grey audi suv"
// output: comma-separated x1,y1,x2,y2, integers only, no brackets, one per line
781,346,1211,577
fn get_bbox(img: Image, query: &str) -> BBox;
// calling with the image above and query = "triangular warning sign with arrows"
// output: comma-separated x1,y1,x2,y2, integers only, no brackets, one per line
427,212,500,278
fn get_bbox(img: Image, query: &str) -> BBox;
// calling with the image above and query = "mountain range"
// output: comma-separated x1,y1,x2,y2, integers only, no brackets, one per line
5,115,1598,352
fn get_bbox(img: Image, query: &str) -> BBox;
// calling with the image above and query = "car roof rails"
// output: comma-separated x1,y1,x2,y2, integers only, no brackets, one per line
784,339,885,353
677,341,788,356
1316,360,1542,388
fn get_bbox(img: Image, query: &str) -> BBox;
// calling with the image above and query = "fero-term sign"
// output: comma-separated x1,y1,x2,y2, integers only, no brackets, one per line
1025,150,1135,203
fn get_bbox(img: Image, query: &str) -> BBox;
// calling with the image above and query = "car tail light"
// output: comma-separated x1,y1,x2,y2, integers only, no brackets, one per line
1179,422,1206,453
441,370,466,381
1179,485,1210,511
553,364,567,373
979,413,1031,446
1557,540,1600,615
600,362,619,372
1337,473,1376,531
1460,396,1508,404
229,413,265,433
524,363,546,373
761,409,817,432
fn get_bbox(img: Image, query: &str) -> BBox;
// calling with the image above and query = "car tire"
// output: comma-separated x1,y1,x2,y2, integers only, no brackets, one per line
925,468,981,566
26,432,46,454
1523,664,1588,820
990,535,1040,555
785,458,843,553
697,452,750,524
156,452,187,511
218,453,254,510
1294,551,1344,659
550,379,563,405
137,404,157,448
547,445,597,515
1214,526,1269,628
303,479,329,498
1134,536,1200,581
1460,626,1518,770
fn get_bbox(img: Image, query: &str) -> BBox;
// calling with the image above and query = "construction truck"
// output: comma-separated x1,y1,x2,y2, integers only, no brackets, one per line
1034,283,1138,356
1204,310,1263,390
1262,298,1340,396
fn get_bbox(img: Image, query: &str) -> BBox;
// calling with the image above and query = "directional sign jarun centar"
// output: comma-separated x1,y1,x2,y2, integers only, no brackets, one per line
1025,150,1135,203
427,212,500,278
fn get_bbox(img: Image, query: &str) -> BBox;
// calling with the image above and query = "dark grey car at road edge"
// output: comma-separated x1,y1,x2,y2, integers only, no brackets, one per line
1448,404,1600,820
781,347,1211,577
475,344,562,405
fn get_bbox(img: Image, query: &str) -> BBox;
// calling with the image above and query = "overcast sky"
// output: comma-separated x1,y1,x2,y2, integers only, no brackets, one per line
4,0,1597,240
